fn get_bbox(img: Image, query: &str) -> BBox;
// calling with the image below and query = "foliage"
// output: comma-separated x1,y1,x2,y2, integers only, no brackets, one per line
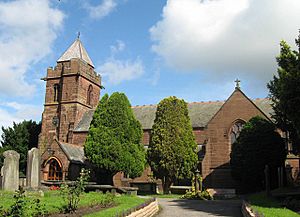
60,169,90,213
181,189,213,200
85,92,146,183
0,186,47,217
1,190,116,215
0,120,41,175
181,174,213,200
267,33,300,153
147,96,198,194
248,192,300,217
230,116,285,193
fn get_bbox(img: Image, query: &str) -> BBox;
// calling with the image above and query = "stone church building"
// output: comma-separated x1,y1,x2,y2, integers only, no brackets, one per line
38,39,273,189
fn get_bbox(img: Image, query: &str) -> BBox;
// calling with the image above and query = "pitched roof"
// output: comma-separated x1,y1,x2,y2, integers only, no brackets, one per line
59,142,85,164
73,110,95,132
73,98,273,131
57,39,94,67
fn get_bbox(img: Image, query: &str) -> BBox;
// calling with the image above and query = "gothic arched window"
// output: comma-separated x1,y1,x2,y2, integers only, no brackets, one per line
87,85,93,105
230,120,245,145
54,84,60,102
48,158,62,181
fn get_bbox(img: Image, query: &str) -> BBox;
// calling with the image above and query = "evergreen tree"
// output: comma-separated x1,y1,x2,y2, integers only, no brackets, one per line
0,120,41,175
267,33,300,153
84,92,146,184
147,96,197,194
230,116,285,193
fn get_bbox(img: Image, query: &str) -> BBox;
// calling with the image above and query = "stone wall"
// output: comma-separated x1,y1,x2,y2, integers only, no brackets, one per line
202,89,270,188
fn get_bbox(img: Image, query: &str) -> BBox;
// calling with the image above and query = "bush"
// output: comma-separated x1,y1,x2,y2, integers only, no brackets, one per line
230,116,285,193
181,174,213,200
60,169,89,213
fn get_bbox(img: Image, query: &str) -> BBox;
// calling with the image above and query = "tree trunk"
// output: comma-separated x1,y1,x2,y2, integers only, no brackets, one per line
162,177,172,194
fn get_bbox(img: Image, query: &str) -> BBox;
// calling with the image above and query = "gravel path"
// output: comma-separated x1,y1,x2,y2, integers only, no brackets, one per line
156,198,242,217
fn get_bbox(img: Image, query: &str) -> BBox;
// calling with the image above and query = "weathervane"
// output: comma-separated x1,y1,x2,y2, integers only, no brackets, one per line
235,79,241,89
77,31,80,39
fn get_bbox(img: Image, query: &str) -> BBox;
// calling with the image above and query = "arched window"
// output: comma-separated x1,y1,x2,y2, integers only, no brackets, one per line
87,85,93,105
230,120,245,145
48,158,62,181
54,84,60,102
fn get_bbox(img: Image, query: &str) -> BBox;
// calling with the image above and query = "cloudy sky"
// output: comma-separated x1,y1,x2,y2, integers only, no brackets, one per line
0,0,300,132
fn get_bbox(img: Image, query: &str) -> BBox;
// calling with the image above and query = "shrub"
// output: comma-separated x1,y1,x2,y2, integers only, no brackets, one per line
60,169,90,213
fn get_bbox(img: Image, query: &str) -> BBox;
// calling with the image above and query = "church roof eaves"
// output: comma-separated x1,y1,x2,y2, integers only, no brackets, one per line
57,39,94,67
58,142,85,164
73,94,273,132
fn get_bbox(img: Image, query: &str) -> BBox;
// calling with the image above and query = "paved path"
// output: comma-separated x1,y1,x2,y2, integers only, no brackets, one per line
156,198,242,217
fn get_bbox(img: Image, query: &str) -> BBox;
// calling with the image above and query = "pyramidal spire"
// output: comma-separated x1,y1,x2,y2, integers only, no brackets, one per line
57,38,94,67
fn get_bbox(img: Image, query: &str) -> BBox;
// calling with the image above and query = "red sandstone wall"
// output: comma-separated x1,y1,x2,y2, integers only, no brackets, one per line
202,89,270,188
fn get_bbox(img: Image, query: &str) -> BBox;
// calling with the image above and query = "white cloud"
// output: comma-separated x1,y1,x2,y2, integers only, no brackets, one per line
150,0,300,83
98,41,144,84
0,102,43,139
110,40,126,55
99,58,144,85
0,0,64,97
85,0,117,19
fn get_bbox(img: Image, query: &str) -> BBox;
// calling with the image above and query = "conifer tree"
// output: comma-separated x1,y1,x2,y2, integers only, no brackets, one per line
84,92,146,184
0,120,41,175
268,33,300,153
230,116,285,193
147,96,197,194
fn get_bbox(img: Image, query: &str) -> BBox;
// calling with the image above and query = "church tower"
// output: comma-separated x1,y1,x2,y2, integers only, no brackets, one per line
39,38,101,152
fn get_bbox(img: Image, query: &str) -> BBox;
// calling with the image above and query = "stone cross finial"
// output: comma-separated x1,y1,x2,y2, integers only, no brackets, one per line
235,79,241,89
77,31,80,39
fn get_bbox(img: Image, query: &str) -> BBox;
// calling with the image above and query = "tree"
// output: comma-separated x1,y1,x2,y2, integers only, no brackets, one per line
0,120,41,175
230,116,285,193
147,96,198,194
267,33,300,153
84,92,146,184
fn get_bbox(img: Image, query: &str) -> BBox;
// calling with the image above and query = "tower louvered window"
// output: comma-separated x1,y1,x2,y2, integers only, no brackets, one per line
54,84,60,102
87,85,93,105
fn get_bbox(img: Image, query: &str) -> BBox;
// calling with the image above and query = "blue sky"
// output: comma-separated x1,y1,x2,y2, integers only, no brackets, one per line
0,0,300,131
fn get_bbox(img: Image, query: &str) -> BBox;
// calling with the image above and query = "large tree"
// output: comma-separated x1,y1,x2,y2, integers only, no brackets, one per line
230,116,285,193
147,96,198,194
267,33,300,153
0,120,41,175
84,92,146,185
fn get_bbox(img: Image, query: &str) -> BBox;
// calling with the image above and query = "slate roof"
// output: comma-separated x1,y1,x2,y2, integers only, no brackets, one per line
57,39,94,67
73,110,95,132
59,142,85,164
73,98,273,131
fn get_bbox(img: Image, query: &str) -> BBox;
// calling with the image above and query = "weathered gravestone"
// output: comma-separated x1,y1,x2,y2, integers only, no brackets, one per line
1,150,20,191
26,148,41,189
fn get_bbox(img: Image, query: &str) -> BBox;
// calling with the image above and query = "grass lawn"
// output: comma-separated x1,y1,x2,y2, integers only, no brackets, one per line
0,190,149,216
248,192,300,217
84,195,147,217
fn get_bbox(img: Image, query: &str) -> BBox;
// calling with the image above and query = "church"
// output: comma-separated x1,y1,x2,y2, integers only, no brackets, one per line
38,38,273,189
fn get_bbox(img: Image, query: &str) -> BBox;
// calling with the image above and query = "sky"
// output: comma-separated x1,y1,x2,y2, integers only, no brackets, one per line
0,0,300,133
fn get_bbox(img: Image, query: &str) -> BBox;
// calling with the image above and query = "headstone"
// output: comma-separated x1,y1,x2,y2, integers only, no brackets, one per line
26,148,41,189
1,150,20,191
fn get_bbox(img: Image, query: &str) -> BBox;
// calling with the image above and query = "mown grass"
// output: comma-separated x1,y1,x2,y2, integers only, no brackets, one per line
84,195,147,217
0,190,114,214
0,190,149,216
248,192,300,217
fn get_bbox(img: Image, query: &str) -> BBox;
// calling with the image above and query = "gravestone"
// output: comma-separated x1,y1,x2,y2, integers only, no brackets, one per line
1,150,20,191
26,148,41,189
